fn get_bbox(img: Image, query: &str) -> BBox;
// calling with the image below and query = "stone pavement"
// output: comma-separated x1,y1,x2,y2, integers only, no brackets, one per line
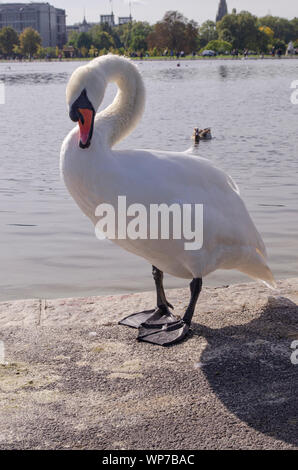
0,279,297,449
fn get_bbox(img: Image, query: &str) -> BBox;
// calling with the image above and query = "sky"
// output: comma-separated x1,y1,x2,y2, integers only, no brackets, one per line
2,0,297,25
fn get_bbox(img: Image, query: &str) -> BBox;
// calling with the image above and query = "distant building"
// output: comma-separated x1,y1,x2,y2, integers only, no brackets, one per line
67,11,133,40
0,2,66,47
100,14,115,27
66,15,95,40
63,45,75,58
216,0,228,22
66,24,80,37
118,16,132,26
79,16,91,33
56,7,66,47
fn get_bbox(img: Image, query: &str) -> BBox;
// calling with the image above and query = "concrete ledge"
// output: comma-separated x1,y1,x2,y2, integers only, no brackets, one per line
0,279,297,449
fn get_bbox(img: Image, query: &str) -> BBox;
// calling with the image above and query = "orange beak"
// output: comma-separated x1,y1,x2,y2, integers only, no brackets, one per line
78,108,94,148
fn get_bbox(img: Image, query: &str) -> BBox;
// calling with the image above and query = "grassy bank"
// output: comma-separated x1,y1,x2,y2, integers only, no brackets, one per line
1,55,298,64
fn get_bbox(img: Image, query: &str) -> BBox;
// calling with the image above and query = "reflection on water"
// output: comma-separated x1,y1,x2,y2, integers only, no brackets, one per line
0,59,298,301
0,72,69,85
218,65,228,78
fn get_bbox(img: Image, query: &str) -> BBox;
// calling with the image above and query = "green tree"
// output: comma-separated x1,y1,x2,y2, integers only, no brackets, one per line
259,25,274,40
115,22,131,49
19,28,42,56
90,24,121,49
256,28,271,53
204,39,232,53
0,26,19,56
89,45,98,57
148,11,198,53
129,21,152,51
258,16,294,43
185,20,199,52
271,38,287,53
44,47,57,58
198,20,218,47
77,32,92,50
91,29,115,51
291,18,298,39
36,46,46,59
67,31,79,47
217,11,266,51
12,44,22,57
80,46,89,58
148,11,187,52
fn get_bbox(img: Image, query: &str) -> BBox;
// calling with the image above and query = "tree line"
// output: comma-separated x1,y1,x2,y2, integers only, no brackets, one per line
0,27,42,58
0,10,298,59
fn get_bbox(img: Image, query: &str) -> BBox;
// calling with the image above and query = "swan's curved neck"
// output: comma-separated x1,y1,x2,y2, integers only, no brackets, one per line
94,57,145,148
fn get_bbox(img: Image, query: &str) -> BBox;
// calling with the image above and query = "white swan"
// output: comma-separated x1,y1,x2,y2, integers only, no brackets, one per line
60,54,275,346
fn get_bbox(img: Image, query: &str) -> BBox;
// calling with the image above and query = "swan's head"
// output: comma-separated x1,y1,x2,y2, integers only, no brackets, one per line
66,64,106,149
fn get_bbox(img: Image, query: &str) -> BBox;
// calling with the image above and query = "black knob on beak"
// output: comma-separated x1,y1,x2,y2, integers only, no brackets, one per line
69,106,79,122
69,89,94,122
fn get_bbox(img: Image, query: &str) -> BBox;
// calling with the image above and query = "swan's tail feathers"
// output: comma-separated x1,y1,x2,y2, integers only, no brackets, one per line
240,248,276,289
258,266,277,289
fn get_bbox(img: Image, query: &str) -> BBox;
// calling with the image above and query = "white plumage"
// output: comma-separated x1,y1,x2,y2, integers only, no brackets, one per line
60,54,275,288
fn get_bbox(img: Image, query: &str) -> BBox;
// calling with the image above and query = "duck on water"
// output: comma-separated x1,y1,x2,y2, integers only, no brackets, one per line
192,127,212,144
60,55,275,347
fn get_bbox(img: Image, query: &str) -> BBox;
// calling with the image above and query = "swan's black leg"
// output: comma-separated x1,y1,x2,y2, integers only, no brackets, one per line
138,278,202,347
118,266,176,329
153,266,173,310
183,278,203,325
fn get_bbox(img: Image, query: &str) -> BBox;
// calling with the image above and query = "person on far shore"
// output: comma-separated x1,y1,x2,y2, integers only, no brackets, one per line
277,48,282,58
244,48,248,59
271,47,275,57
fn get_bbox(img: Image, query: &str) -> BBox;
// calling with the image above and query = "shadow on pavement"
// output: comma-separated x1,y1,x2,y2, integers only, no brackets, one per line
193,298,298,447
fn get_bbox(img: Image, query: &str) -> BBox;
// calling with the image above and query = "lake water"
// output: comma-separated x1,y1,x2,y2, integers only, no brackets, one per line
0,58,298,302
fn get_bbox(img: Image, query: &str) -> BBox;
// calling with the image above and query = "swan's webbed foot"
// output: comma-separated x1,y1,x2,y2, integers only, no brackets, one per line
138,318,190,347
136,277,202,347
119,269,202,347
119,265,174,329
118,305,175,329
118,309,156,329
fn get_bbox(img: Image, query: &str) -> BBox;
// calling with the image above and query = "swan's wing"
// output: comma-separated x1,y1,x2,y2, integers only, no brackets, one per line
111,149,274,284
